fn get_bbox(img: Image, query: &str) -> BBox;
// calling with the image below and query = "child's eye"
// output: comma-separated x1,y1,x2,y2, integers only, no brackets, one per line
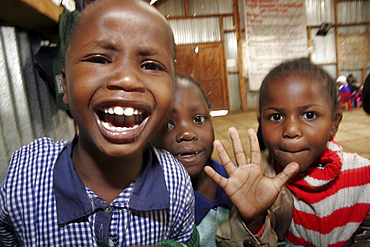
165,122,175,131
141,61,166,71
302,112,317,120
268,114,283,122
193,115,206,124
83,55,111,64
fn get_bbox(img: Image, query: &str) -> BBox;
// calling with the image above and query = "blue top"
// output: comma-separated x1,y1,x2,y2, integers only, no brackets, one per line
0,137,194,246
194,159,233,247
339,85,351,94
194,159,233,224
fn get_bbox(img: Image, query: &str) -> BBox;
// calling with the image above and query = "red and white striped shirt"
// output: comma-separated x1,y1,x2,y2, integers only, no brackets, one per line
285,139,370,247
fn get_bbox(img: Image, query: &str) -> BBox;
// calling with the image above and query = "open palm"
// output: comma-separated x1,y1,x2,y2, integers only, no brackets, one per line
204,127,299,223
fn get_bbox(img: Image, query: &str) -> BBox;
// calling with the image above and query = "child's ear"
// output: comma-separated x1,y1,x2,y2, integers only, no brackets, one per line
330,112,343,137
61,68,69,106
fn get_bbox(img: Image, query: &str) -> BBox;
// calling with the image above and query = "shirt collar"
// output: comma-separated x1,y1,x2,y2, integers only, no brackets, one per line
53,137,169,225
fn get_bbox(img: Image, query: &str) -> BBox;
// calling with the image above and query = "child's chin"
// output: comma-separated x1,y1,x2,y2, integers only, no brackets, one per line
184,164,203,177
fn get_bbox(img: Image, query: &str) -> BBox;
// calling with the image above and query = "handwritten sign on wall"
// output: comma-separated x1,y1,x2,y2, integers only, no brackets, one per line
244,0,308,90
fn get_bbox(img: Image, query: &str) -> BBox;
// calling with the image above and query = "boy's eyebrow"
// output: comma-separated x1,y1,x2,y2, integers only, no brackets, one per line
139,45,170,57
263,107,282,112
172,104,204,115
302,104,324,109
263,104,325,112
81,39,119,51
140,50,161,56
83,39,157,51
91,40,169,58
189,104,200,110
187,103,209,114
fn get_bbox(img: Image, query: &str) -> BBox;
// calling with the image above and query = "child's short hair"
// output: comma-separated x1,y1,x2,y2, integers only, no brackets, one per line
259,57,338,115
65,1,175,59
175,73,212,110
363,74,370,115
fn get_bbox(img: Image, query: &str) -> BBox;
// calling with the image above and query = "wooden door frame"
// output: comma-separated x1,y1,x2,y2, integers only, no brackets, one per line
175,42,229,110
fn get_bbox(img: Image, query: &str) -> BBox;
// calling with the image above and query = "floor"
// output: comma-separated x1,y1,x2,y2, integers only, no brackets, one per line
212,107,370,162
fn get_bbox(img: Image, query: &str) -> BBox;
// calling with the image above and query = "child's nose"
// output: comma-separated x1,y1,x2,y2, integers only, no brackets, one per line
176,129,198,143
283,118,302,139
106,68,145,92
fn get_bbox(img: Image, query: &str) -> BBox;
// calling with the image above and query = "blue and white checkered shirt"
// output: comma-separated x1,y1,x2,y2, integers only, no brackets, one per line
0,137,194,246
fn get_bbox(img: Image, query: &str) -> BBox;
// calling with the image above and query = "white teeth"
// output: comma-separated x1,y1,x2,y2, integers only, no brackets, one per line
103,106,141,116
101,121,139,132
114,106,124,115
177,151,200,157
124,107,134,116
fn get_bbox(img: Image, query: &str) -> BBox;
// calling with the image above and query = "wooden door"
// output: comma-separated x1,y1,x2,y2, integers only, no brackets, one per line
175,43,228,110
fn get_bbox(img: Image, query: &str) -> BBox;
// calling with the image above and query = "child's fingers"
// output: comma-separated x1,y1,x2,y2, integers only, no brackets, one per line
204,166,228,188
248,128,261,166
228,127,248,166
214,140,237,174
273,161,299,188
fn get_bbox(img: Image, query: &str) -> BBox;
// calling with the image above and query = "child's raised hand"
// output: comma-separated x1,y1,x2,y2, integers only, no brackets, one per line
204,127,299,225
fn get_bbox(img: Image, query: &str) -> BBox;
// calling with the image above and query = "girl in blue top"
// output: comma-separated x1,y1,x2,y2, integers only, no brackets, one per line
153,74,232,247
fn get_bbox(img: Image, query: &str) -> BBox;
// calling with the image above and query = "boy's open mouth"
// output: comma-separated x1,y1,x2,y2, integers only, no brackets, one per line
176,150,201,158
174,149,204,164
97,105,148,131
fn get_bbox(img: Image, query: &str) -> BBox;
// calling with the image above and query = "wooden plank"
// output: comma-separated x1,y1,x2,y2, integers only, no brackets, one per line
22,0,63,22
0,0,63,36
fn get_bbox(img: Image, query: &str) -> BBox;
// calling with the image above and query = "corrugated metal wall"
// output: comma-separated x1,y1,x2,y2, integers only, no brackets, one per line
159,0,369,110
188,0,233,15
158,0,242,111
168,17,221,45
0,26,76,181
337,0,370,24
305,0,335,25
306,0,370,81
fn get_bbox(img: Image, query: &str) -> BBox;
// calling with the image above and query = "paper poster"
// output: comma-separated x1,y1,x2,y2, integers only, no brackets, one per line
244,0,308,90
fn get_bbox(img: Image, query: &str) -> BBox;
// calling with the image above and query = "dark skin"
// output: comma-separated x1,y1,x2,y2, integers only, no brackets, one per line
155,77,295,235
205,128,299,233
260,76,342,172
155,77,297,233
62,0,175,204
154,79,216,201
205,75,342,234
